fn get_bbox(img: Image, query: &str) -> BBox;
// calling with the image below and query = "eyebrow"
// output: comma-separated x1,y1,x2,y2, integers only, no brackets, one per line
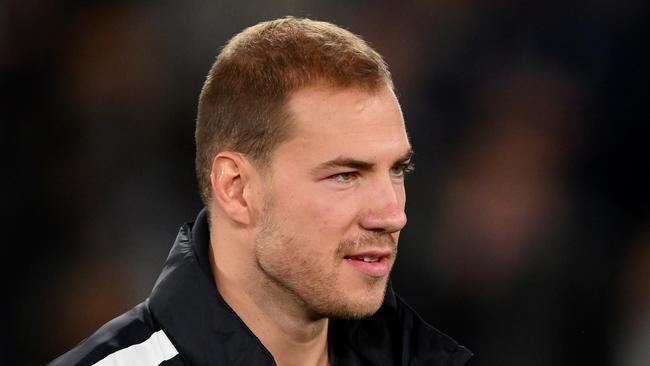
311,148,414,174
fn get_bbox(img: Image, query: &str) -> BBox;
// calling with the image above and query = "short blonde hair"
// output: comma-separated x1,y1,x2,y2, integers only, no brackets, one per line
195,17,392,206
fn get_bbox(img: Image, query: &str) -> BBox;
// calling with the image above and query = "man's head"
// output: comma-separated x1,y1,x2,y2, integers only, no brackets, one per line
195,16,392,206
197,17,411,319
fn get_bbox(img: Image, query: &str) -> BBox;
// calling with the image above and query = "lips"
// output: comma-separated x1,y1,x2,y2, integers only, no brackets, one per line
344,250,391,277
349,255,381,263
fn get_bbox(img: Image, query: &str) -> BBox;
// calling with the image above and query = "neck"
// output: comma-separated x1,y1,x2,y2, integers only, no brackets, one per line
209,225,329,366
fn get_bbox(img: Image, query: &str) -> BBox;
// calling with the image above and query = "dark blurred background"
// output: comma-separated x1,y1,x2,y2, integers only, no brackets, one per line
3,1,649,365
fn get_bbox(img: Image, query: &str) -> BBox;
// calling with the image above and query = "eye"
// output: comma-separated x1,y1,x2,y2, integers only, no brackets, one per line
390,162,415,177
329,171,357,183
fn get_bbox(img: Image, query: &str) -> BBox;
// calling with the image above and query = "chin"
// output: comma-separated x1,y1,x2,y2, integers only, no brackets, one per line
317,282,388,320
332,298,384,320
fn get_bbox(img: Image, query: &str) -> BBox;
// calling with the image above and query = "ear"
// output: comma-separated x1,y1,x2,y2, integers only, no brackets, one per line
209,152,253,225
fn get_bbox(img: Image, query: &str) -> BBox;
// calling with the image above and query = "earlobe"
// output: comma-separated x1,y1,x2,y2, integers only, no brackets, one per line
210,152,251,225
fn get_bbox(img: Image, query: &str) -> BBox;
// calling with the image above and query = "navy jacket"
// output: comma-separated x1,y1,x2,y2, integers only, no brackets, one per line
49,210,472,365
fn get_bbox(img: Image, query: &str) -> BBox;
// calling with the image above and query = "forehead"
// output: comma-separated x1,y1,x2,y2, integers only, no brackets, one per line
274,84,410,164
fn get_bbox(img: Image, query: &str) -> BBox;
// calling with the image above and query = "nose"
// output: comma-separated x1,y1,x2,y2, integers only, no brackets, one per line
359,178,407,234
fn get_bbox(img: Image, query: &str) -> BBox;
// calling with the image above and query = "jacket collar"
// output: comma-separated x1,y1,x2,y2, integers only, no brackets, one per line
149,209,274,365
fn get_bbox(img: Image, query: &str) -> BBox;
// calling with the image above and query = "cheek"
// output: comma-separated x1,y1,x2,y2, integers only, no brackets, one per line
304,193,357,232
275,190,357,243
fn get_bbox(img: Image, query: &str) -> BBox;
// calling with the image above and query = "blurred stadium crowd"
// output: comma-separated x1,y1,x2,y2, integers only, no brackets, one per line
2,1,648,365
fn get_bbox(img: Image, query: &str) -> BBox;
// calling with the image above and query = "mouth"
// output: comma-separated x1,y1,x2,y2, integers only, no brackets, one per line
343,251,391,277
347,256,382,263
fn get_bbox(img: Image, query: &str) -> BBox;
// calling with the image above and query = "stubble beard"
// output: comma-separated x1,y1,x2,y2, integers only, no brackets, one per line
253,202,396,320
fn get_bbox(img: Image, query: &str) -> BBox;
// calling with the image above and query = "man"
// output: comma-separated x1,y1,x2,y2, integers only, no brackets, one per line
50,17,472,366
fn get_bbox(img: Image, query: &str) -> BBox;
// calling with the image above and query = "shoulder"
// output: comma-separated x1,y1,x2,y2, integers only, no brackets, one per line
47,301,182,366
392,293,473,366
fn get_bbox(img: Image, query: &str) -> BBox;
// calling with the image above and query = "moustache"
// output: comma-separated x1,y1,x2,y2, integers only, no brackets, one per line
336,232,398,257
